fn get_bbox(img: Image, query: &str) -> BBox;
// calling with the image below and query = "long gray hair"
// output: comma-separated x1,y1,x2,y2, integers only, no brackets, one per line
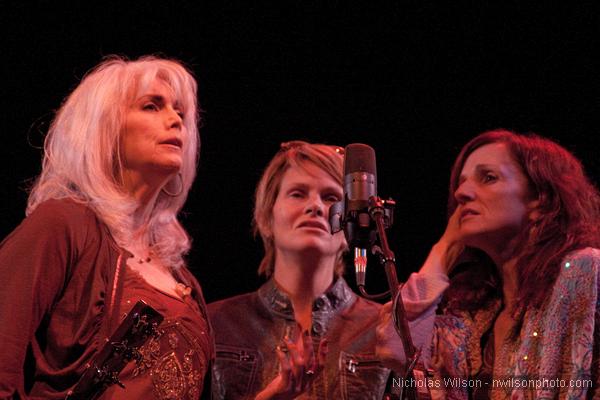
27,55,200,268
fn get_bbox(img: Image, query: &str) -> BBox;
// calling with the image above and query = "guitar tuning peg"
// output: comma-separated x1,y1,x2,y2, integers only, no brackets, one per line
110,371,126,389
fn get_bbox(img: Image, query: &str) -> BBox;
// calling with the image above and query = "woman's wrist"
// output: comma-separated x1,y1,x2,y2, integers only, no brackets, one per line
419,241,451,275
255,388,275,400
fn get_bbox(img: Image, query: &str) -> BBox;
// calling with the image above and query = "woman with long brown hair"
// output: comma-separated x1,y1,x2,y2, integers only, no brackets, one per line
378,129,600,399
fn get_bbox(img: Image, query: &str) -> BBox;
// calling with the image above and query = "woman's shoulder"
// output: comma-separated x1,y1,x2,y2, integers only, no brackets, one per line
549,247,600,309
5,198,102,241
206,292,263,334
28,198,100,226
207,292,259,315
21,199,105,241
558,247,600,277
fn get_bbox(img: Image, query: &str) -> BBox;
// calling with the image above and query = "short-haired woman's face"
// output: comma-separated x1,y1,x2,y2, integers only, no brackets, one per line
121,79,185,188
454,143,536,252
271,162,345,263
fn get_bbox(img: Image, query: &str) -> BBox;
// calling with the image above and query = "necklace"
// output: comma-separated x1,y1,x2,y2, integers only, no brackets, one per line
175,282,192,298
136,254,152,264
129,247,155,264
126,247,191,298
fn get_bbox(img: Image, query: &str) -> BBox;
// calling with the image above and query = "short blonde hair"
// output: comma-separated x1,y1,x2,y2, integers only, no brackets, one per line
253,141,346,276
27,55,200,268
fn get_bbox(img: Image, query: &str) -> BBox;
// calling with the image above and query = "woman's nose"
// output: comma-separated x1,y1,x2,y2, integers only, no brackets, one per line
305,196,325,216
166,107,183,130
454,180,475,204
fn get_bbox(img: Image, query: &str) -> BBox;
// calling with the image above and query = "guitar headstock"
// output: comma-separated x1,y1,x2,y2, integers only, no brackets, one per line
66,300,164,400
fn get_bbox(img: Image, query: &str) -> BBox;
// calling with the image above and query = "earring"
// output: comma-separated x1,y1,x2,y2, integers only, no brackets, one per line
161,173,184,197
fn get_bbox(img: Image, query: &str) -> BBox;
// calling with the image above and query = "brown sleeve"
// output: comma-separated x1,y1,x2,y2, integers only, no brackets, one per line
0,200,87,398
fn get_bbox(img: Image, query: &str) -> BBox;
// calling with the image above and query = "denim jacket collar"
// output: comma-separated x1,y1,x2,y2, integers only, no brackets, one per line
258,277,356,321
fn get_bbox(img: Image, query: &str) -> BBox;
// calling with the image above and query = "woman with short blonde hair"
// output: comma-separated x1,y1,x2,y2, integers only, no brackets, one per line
209,141,390,399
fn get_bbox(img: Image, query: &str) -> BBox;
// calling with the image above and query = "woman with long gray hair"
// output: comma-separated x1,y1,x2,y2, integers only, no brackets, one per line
0,56,212,399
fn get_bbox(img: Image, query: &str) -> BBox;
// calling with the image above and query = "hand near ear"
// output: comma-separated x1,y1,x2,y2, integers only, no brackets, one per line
420,208,464,276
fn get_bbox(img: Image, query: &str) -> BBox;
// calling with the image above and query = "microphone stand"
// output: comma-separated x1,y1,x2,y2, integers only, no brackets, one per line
369,196,421,400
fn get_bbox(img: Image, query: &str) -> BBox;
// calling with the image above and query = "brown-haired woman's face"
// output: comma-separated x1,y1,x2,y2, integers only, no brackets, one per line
271,163,345,262
454,143,536,251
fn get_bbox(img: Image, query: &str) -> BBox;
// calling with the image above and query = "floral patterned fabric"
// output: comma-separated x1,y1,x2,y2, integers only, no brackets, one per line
418,248,600,400
100,267,211,400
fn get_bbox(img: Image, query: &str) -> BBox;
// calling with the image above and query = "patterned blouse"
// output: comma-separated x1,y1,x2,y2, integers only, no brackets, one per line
100,267,212,400
405,248,600,399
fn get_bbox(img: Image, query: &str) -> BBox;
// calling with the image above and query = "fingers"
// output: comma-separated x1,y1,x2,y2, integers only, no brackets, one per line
285,336,306,391
436,208,466,272
448,206,461,225
442,207,462,242
278,330,320,393
302,331,316,375
259,329,325,399
276,345,292,391
316,338,328,368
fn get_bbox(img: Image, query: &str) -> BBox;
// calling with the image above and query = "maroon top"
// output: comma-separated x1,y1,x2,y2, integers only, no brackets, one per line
100,268,211,399
0,199,212,399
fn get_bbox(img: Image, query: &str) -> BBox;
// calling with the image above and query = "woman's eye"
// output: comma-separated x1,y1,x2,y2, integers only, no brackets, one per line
483,173,497,183
143,103,158,111
324,194,341,202
289,191,304,198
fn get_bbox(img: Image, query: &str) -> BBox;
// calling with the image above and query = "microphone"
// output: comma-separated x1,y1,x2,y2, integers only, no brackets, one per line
331,144,417,397
330,143,378,287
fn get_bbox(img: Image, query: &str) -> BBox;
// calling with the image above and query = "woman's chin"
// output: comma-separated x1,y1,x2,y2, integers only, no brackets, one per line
150,160,182,176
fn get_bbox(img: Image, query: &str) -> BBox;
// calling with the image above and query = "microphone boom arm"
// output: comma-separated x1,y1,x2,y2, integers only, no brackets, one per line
369,196,421,400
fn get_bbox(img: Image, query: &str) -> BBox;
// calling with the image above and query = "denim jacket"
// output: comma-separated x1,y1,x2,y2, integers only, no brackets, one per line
208,278,390,399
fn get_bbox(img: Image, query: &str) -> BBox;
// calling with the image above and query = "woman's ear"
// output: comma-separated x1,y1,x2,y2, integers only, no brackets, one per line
259,216,273,240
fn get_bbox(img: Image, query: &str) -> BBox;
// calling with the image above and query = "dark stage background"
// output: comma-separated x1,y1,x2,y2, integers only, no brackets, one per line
1,3,598,303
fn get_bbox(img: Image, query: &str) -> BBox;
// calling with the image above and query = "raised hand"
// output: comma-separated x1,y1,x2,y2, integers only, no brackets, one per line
255,327,328,400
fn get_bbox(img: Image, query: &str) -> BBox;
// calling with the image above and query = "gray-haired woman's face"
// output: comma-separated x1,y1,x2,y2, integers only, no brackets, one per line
120,79,185,190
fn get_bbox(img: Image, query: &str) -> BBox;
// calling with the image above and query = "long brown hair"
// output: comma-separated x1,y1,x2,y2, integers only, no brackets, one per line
446,129,600,314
